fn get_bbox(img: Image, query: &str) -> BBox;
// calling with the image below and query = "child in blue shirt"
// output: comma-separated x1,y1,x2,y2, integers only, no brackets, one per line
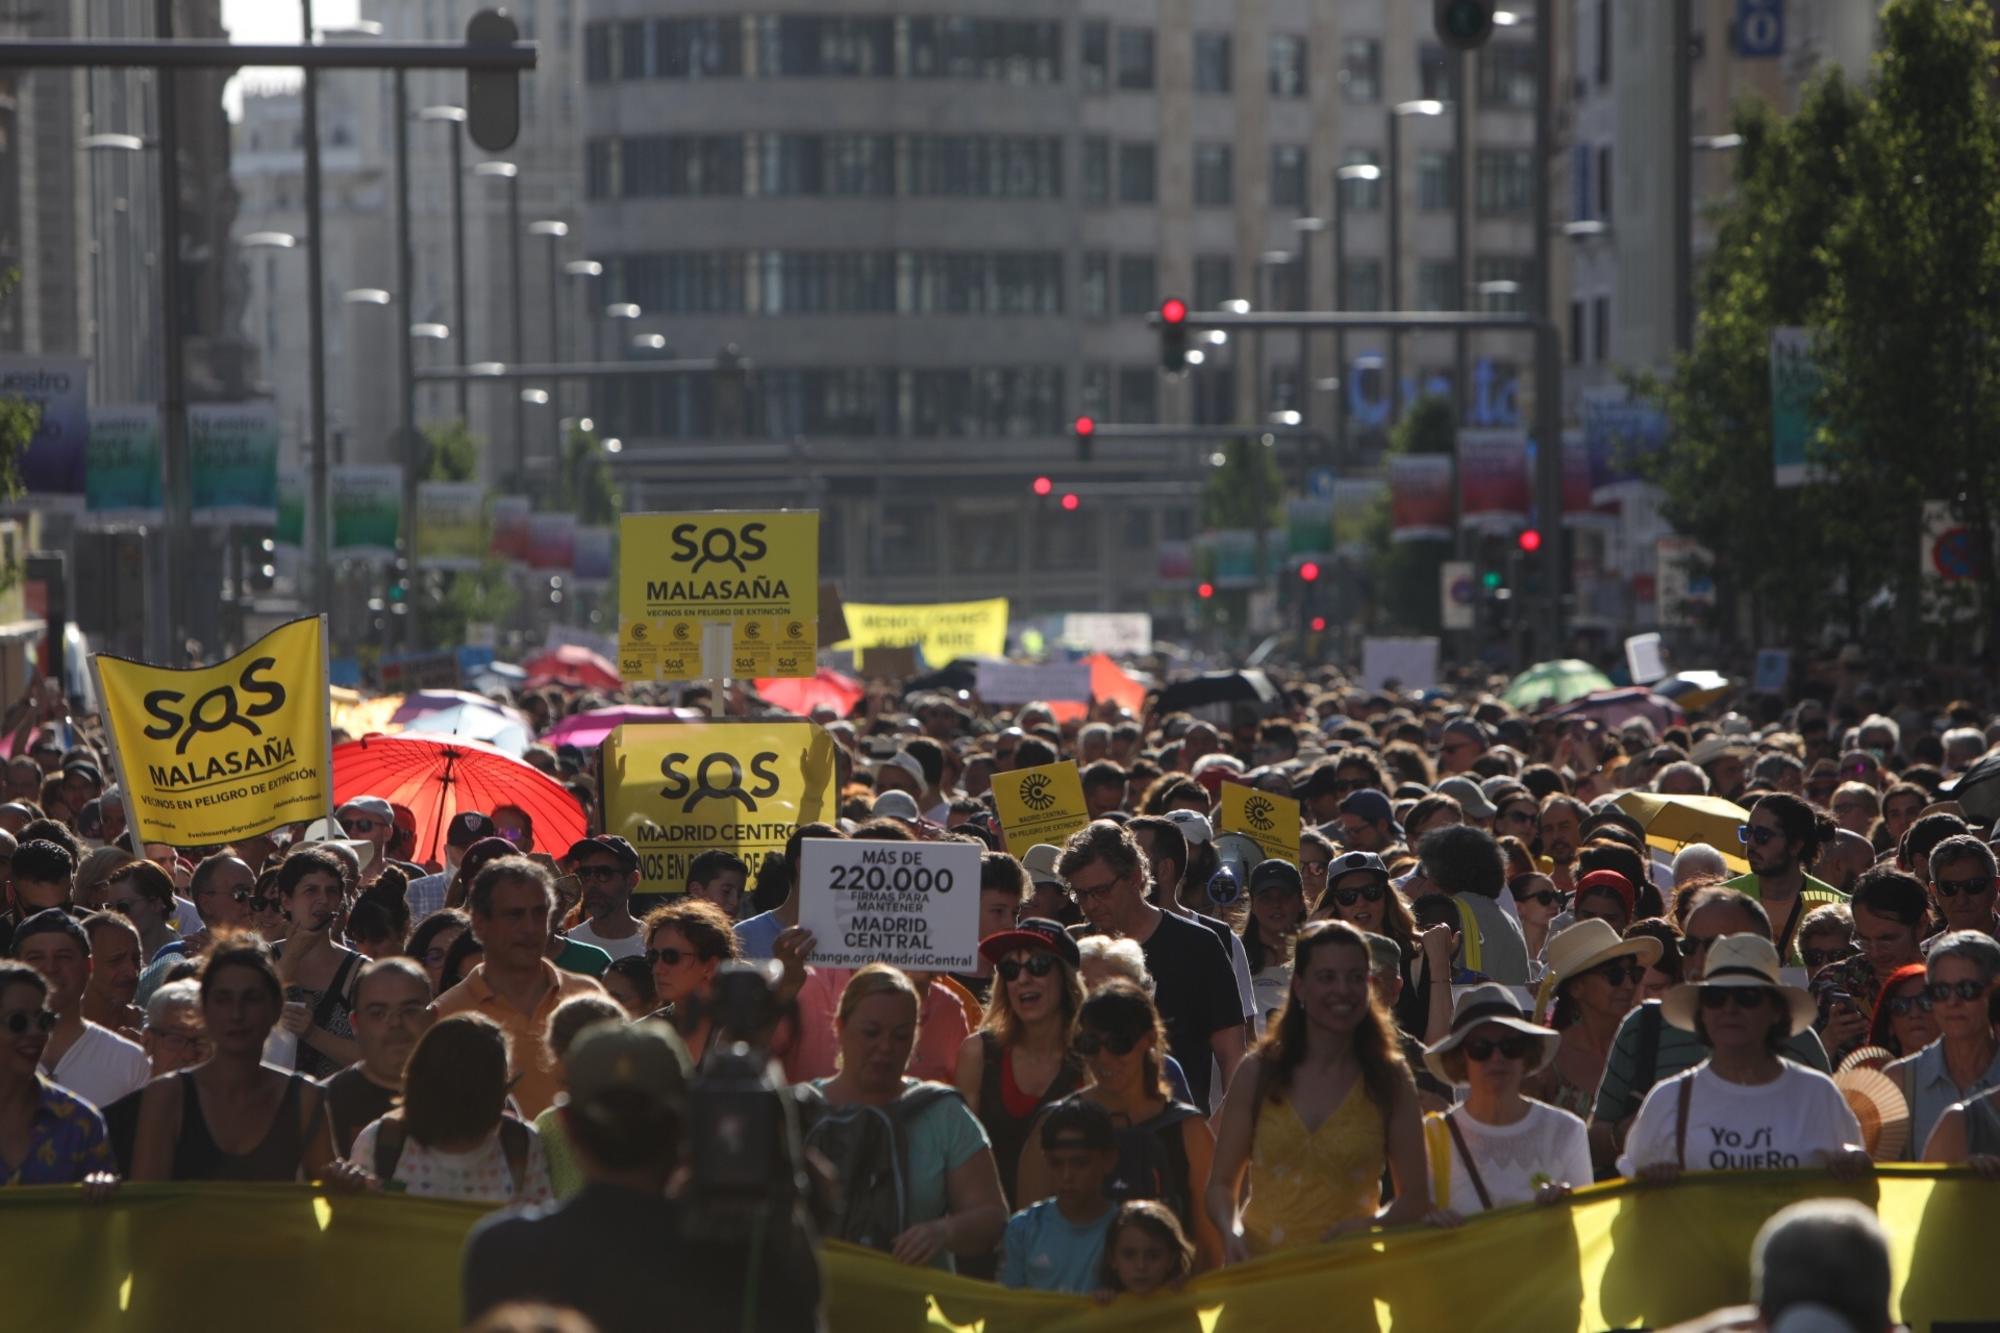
998,1099,1118,1293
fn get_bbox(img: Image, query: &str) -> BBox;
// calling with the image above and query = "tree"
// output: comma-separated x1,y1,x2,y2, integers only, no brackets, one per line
1195,436,1284,642
1366,394,1455,635
420,419,479,483
554,422,619,524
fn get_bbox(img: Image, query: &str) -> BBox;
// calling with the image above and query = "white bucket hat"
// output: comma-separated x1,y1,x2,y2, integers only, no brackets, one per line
1662,933,1816,1036
1423,983,1560,1085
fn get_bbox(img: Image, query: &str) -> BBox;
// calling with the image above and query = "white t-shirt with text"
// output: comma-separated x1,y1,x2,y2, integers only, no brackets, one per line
1435,1100,1593,1213
1617,1061,1861,1177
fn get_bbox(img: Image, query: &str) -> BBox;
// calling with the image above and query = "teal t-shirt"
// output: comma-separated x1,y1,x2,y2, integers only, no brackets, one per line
814,1078,991,1272
999,1197,1116,1292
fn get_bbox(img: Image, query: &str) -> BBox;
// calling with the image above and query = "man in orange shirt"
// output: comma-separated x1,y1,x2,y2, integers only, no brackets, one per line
433,855,603,1116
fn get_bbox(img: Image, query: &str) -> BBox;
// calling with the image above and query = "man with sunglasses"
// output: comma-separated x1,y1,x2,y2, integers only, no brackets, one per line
1924,835,2000,948
1724,793,1847,968
564,836,646,962
1589,888,1830,1168
335,796,396,884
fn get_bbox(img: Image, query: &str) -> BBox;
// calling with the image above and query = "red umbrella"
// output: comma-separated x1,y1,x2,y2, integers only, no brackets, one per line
755,668,864,718
521,644,622,693
332,733,587,865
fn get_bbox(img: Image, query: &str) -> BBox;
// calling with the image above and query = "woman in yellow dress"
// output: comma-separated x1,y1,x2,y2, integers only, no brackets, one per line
1204,920,1430,1260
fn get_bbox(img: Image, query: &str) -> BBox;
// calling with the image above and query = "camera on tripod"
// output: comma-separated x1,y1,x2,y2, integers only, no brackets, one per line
680,960,811,1240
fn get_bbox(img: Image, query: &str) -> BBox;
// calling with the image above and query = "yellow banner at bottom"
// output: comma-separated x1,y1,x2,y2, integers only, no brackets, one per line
6,1170,1989,1332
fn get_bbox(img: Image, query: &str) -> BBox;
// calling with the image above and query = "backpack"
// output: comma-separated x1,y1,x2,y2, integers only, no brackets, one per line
799,1081,962,1252
1100,1098,1203,1229
373,1113,531,1197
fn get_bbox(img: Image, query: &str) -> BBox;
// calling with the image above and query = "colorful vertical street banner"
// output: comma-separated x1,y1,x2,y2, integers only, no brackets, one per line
413,481,486,571
572,524,613,587
275,470,305,552
330,465,401,562
1199,529,1264,589
619,511,820,682
1332,477,1386,556
1284,498,1333,560
1769,326,1825,488
188,402,280,524
84,406,163,523
1389,454,1453,542
1458,429,1531,532
0,356,89,509
1581,387,1669,500
1560,430,1610,524
92,615,333,846
526,511,576,572
490,495,530,563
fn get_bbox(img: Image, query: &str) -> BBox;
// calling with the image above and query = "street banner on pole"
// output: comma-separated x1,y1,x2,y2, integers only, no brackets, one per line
797,838,982,972
989,760,1090,853
618,511,819,682
1217,780,1302,863
1,356,89,509
489,495,530,563
839,597,1010,667
188,402,280,524
1390,455,1453,542
601,721,839,896
572,525,613,588
85,406,163,523
1769,327,1825,488
331,465,402,562
526,511,576,572
1458,430,1531,531
94,616,333,847
414,481,486,570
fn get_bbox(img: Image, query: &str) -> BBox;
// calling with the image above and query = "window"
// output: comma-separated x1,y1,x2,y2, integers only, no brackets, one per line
1417,150,1457,211
620,135,747,197
1597,146,1612,221
907,367,1064,438
903,135,1064,199
1117,142,1156,204
1596,0,1611,86
1194,254,1233,311
1479,43,1537,109
1570,299,1586,364
1271,145,1308,209
1081,251,1110,317
1034,504,1101,570
1079,364,1111,418
869,503,937,574
1269,34,1308,98
656,18,744,78
1190,365,1236,425
1194,143,1233,207
952,504,1021,575
1474,256,1531,312
1340,37,1380,103
1343,258,1383,312
1116,28,1155,90
586,139,615,199
1082,20,1109,92
903,18,1062,83
1418,43,1451,101
1194,32,1231,93
1475,148,1533,216
753,16,894,77
1118,367,1158,425
1417,260,1459,312
1593,296,1610,362
1572,143,1593,221
1116,254,1157,315
617,19,649,78
1268,363,1300,414
584,23,612,81
1341,148,1383,211
1083,136,1109,206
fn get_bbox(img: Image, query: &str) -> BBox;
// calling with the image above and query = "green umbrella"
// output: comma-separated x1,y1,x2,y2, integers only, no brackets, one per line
1502,659,1615,710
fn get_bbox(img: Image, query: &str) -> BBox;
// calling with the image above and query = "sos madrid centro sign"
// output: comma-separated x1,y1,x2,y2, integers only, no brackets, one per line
1344,355,1520,430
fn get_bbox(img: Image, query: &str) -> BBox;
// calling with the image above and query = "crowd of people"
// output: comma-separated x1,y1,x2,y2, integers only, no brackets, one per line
1,663,1990,1331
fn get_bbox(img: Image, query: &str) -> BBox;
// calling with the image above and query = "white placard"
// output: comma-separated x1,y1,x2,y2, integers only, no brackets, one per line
1625,632,1667,685
974,660,1092,706
1060,612,1153,656
799,838,983,971
1361,636,1439,691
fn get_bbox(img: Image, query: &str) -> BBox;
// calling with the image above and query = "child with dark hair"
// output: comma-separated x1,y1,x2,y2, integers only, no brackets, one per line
1098,1199,1195,1296
998,1099,1119,1292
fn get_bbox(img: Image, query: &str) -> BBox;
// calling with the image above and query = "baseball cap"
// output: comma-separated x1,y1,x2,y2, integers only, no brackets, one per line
1326,849,1391,884
564,834,640,873
979,917,1081,970
1436,776,1497,820
1360,930,1403,975
1164,809,1214,845
61,761,103,788
1338,789,1396,824
560,1019,691,1123
1039,1096,1117,1154
447,811,498,849
1020,844,1064,887
873,790,922,821
881,752,926,786
1248,859,1304,897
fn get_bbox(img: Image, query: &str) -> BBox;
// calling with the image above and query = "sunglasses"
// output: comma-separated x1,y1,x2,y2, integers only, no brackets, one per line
1885,992,1935,1017
1935,876,1994,900
1462,1034,1532,1062
3,1009,56,1036
247,898,277,915
997,954,1058,982
1698,988,1776,1011
1927,979,1988,1004
1515,889,1560,909
1587,960,1646,986
1802,945,1855,969
1332,884,1386,907
573,865,626,883
1074,1029,1140,1057
646,947,695,967
1499,808,1538,825
1736,824,1783,847
340,817,383,834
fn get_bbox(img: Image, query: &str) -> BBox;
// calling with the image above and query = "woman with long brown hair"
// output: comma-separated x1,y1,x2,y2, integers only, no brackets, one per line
1204,920,1429,1261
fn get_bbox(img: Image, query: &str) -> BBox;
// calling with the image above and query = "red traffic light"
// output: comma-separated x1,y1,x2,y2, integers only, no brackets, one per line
1197,581,1215,599
1160,298,1188,325
1310,616,1327,632
1517,528,1543,554
1032,476,1053,497
1073,415,1096,437
1060,492,1080,511
1298,561,1321,582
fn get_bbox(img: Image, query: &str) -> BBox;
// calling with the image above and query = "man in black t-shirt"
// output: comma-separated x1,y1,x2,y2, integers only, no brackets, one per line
324,957,434,1157
1059,821,1245,1108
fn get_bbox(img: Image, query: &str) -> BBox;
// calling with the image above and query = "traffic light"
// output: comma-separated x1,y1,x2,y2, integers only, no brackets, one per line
1517,527,1544,554
1060,492,1081,511
1310,616,1327,633
1159,298,1189,374
1073,414,1096,463
1434,0,1496,50
1197,581,1215,600
1298,561,1321,583
1482,569,1503,590
466,10,524,151
1032,475,1053,497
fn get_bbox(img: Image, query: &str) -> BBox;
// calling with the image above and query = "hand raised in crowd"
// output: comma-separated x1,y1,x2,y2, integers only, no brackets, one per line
772,926,817,1002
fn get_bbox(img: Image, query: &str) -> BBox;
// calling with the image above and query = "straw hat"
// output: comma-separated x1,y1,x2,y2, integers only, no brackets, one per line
1533,918,1663,1018
1662,934,1817,1035
1423,983,1560,1085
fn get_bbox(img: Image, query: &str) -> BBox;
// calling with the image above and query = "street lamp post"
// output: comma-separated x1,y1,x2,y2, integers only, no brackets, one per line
1387,98,1445,430
1293,216,1327,435
1333,163,1381,456
475,160,523,487
1254,250,1291,420
528,218,567,441
417,105,469,421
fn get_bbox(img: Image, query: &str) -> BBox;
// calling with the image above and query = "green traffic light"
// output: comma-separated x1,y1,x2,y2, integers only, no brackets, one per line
1482,570,1502,589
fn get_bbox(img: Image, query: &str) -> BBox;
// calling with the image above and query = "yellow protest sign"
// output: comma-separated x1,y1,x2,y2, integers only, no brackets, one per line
1218,779,1303,862
94,616,332,847
603,720,839,895
840,597,1009,666
989,760,1090,852
618,510,818,682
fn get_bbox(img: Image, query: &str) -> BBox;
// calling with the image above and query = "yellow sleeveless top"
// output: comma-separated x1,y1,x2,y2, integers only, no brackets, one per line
1241,1077,1384,1254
